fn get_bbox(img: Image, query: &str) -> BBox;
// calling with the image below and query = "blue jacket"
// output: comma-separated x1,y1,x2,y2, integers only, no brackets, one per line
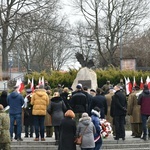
7,91,24,115
91,109,102,143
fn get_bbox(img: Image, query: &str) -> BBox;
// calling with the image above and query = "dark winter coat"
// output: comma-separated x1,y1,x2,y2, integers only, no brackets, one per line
24,94,34,126
0,91,8,108
7,91,24,115
110,90,127,117
58,117,76,150
83,91,93,115
60,92,72,110
138,89,150,115
70,91,87,113
47,96,67,126
90,94,107,118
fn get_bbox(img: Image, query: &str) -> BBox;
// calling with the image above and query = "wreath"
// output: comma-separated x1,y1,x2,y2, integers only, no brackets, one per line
100,119,112,138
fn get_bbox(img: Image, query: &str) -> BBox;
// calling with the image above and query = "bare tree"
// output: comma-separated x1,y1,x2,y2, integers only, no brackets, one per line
12,11,73,72
0,0,60,76
72,0,150,67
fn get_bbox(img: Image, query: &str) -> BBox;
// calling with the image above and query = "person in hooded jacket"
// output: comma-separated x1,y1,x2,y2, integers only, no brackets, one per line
58,110,76,150
91,107,102,150
7,86,24,141
47,92,67,145
138,84,150,140
76,112,96,150
31,84,49,141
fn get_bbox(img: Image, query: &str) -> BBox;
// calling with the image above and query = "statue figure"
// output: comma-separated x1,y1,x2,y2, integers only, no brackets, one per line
75,52,94,68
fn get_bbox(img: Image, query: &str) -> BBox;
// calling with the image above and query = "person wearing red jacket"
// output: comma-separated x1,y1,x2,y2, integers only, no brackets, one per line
138,84,150,140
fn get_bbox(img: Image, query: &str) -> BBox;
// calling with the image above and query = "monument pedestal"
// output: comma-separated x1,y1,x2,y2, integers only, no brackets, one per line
71,67,97,92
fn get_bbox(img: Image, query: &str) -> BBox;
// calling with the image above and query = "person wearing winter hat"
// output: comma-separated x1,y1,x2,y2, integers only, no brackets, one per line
91,107,102,150
70,84,87,123
47,92,67,145
76,112,96,149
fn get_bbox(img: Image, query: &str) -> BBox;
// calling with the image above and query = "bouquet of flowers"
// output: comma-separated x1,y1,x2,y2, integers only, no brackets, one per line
100,119,112,138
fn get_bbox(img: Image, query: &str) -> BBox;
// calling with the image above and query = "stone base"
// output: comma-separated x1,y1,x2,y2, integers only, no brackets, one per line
71,67,97,92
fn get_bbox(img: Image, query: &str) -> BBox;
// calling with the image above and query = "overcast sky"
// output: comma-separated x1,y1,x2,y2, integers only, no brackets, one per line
59,0,84,24
59,0,82,71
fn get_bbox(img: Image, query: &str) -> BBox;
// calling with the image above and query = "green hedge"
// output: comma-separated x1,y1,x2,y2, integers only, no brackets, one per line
25,69,78,89
24,67,150,89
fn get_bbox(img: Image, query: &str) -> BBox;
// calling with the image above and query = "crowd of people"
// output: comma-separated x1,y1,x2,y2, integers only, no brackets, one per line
0,79,150,150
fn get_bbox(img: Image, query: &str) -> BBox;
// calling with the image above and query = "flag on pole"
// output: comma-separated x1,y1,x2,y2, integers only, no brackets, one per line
146,76,149,84
124,77,132,95
38,77,41,86
124,77,129,95
31,77,34,92
128,77,132,93
140,77,144,90
133,76,137,87
28,79,30,84
15,78,24,93
19,79,25,93
41,76,44,86
15,78,20,87
146,76,150,89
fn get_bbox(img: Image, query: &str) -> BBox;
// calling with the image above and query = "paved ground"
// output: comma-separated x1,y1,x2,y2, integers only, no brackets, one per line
11,131,150,150
12,130,139,142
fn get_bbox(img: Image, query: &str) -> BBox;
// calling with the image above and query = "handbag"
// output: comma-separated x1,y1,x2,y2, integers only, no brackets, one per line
74,125,89,145
74,135,82,145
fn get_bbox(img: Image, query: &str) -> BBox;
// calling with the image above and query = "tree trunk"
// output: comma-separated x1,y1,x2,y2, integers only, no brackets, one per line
2,48,8,78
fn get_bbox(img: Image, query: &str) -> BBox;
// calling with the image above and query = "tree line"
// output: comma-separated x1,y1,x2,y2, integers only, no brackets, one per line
0,0,150,79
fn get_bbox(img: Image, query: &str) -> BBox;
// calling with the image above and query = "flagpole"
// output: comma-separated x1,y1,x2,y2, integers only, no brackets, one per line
119,14,123,70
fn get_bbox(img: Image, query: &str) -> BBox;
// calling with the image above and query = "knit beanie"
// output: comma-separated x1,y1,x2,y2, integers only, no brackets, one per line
82,112,89,118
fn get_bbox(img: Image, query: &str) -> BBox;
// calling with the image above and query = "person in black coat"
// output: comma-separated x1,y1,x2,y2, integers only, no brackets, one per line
47,92,67,145
23,89,34,138
60,87,72,110
0,91,8,108
58,110,76,150
83,86,93,116
110,85,127,141
70,84,87,123
90,88,108,119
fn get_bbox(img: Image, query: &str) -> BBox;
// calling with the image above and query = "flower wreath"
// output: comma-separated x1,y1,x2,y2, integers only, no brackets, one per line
100,119,112,138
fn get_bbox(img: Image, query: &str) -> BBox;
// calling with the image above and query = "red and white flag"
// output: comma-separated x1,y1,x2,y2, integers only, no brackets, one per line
128,77,132,93
146,76,150,89
124,77,132,95
31,77,34,92
41,76,44,86
27,78,31,85
19,79,25,93
140,77,144,90
133,76,137,87
15,78,20,87
124,77,129,95
38,77,41,86
15,78,24,93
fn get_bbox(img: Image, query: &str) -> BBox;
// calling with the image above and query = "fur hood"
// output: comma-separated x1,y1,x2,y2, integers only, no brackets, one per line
79,116,91,122
79,112,91,125
91,109,100,118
